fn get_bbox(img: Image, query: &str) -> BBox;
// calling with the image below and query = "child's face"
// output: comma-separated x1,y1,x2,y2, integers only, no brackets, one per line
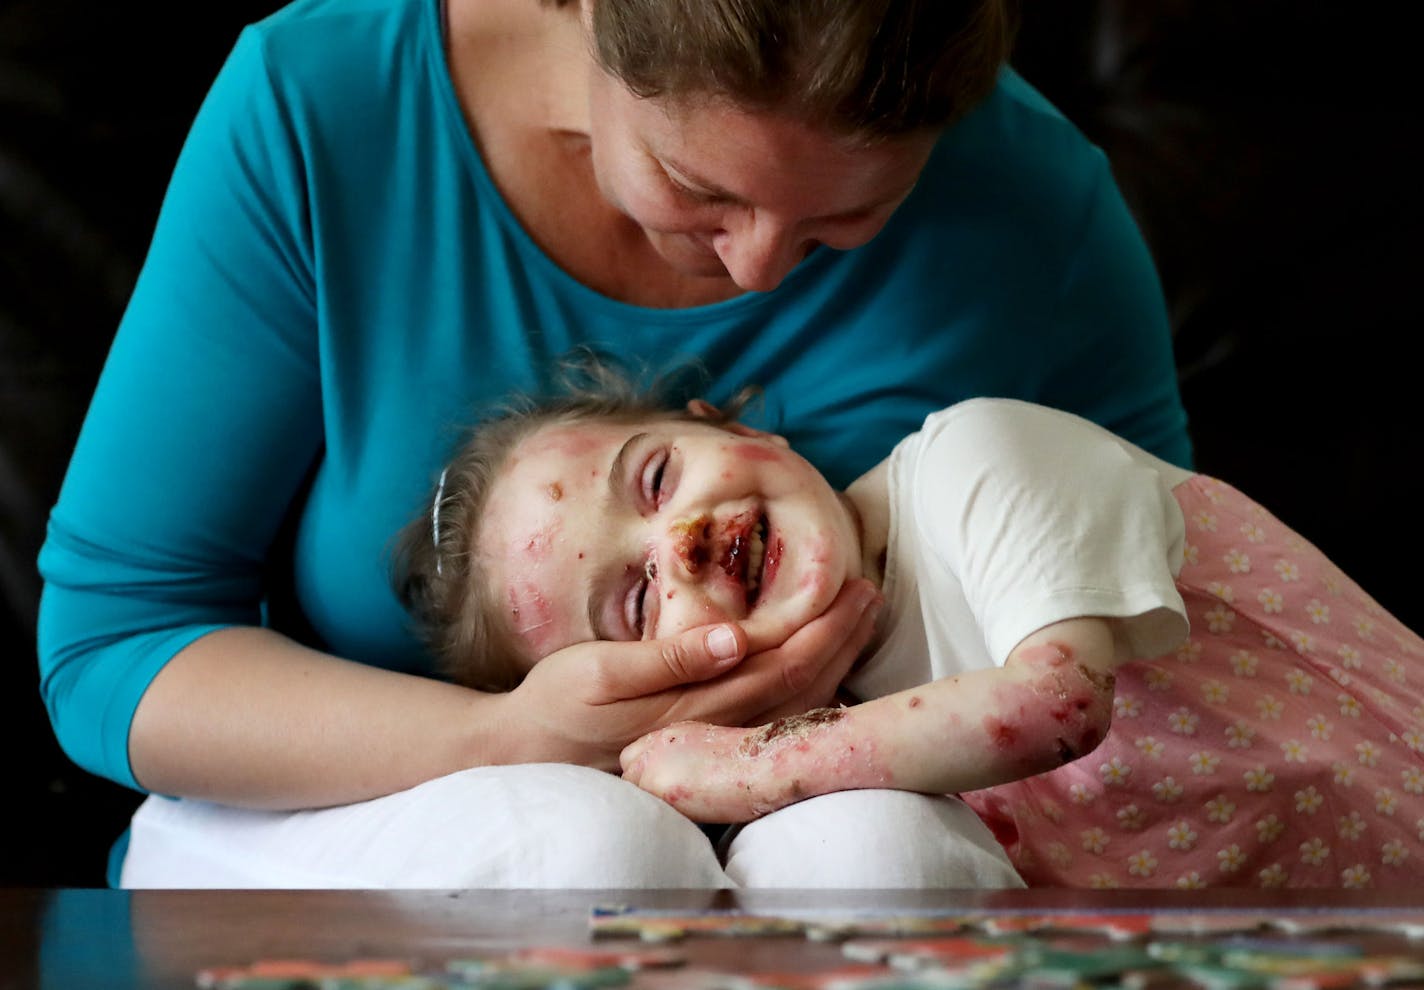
478,416,863,667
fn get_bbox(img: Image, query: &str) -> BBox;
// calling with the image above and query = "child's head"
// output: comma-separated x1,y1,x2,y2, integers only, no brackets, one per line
394,370,865,691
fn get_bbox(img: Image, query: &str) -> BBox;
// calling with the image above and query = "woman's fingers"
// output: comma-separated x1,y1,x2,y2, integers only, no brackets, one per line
743,579,882,724
586,623,749,702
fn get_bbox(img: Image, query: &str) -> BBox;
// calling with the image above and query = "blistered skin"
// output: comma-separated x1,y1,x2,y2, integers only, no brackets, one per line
621,623,1124,821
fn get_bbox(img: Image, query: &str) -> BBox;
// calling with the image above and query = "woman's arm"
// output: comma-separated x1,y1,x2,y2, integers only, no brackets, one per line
620,616,1126,822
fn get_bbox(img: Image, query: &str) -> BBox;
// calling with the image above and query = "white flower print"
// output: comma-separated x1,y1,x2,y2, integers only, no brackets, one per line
1258,588,1285,614
1115,696,1142,719
1337,694,1362,718
1099,756,1132,786
1040,801,1065,824
1145,668,1173,692
1356,741,1382,767
1116,804,1146,830
1183,543,1200,566
1285,670,1314,695
1176,872,1206,890
1189,752,1221,775
1295,786,1324,814
1337,812,1367,841
1375,788,1398,816
1382,840,1409,867
1255,695,1284,720
1206,605,1236,634
1341,864,1372,888
1257,863,1289,888
1275,559,1301,582
1193,510,1219,533
1230,651,1260,677
1280,739,1309,764
1403,768,1424,796
1153,776,1185,802
1240,522,1267,544
1167,820,1197,850
1256,815,1285,843
1127,850,1158,878
1136,737,1165,759
1205,796,1236,823
1224,549,1252,574
1089,873,1118,889
1289,630,1316,654
1244,766,1276,793
1202,680,1230,704
1225,721,1256,749
1354,616,1376,641
1323,573,1343,596
1081,827,1109,854
1403,729,1424,753
1069,783,1096,806
1217,844,1247,873
1047,842,1073,867
1306,714,1333,741
1262,631,1287,650
1384,658,1406,684
1333,762,1357,787
1329,667,1352,688
1305,600,1331,625
1299,837,1331,866
1337,644,1362,668
1176,640,1203,663
1208,581,1235,603
1169,707,1200,735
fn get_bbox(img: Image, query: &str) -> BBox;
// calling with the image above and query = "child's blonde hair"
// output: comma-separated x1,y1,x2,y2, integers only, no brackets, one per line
392,356,755,691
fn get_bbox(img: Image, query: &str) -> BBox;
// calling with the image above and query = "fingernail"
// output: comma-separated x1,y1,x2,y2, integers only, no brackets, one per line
706,625,739,661
856,585,881,612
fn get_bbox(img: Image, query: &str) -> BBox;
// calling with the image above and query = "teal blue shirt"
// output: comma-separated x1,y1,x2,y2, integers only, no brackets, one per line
38,0,1189,792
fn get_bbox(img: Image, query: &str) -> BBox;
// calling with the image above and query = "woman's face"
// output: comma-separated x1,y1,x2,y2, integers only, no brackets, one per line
585,70,937,293
478,417,863,669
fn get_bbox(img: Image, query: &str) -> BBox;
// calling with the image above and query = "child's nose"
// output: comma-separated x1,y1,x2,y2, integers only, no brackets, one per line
665,513,712,578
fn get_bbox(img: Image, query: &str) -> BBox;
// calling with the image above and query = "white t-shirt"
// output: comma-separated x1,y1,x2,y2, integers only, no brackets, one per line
845,399,1193,701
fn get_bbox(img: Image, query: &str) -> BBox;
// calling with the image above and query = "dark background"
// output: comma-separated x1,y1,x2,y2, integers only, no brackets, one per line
2,1,1418,886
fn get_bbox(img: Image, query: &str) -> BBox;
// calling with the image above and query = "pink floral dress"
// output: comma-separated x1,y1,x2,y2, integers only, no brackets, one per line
963,476,1424,889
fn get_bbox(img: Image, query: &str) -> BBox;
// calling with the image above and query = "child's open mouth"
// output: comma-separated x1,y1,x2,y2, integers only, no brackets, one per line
719,514,771,608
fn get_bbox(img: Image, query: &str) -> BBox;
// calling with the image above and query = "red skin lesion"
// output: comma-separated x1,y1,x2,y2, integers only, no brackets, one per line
730,443,783,463
979,644,1116,770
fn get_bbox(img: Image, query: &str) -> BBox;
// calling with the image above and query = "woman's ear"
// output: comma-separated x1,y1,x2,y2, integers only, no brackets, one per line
685,399,790,448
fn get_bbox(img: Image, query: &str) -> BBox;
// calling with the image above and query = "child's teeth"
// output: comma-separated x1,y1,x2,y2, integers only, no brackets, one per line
747,520,766,594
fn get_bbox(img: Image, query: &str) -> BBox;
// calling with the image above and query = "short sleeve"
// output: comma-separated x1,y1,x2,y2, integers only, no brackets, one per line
910,400,1190,666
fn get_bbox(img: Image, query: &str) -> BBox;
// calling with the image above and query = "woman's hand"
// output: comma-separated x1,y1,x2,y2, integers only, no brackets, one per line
500,579,881,771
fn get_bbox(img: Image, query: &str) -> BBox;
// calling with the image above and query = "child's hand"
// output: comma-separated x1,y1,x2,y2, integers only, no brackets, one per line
620,721,788,823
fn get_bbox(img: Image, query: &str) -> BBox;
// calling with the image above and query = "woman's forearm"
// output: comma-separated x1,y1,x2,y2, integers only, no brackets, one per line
128,626,519,810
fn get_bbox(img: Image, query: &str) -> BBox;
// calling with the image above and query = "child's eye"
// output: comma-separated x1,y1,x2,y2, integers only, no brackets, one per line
627,559,657,639
641,450,669,508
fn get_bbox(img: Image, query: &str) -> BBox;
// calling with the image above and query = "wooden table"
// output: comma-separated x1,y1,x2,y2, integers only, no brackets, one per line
5,887,1423,990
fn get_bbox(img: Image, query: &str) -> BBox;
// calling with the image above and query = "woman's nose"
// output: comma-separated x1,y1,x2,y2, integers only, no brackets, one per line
713,218,805,292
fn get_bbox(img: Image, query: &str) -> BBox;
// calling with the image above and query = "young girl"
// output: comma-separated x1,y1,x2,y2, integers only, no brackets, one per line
395,380,1424,890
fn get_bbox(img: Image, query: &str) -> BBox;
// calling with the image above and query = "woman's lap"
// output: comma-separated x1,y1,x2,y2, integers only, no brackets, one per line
120,764,1022,889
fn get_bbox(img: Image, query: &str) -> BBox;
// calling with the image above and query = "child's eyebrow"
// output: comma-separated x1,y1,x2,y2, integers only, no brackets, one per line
607,432,650,504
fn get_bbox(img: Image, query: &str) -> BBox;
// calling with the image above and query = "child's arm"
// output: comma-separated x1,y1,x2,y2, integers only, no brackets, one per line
620,616,1129,823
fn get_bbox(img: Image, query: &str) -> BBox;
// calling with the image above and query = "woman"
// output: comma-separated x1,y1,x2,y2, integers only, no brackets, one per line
38,0,1189,887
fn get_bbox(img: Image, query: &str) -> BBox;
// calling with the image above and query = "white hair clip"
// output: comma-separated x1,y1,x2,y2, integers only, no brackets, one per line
432,466,450,576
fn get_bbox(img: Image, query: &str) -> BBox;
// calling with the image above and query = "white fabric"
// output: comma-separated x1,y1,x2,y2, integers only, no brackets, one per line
722,790,1024,888
121,764,1022,889
846,399,1191,702
122,764,728,889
